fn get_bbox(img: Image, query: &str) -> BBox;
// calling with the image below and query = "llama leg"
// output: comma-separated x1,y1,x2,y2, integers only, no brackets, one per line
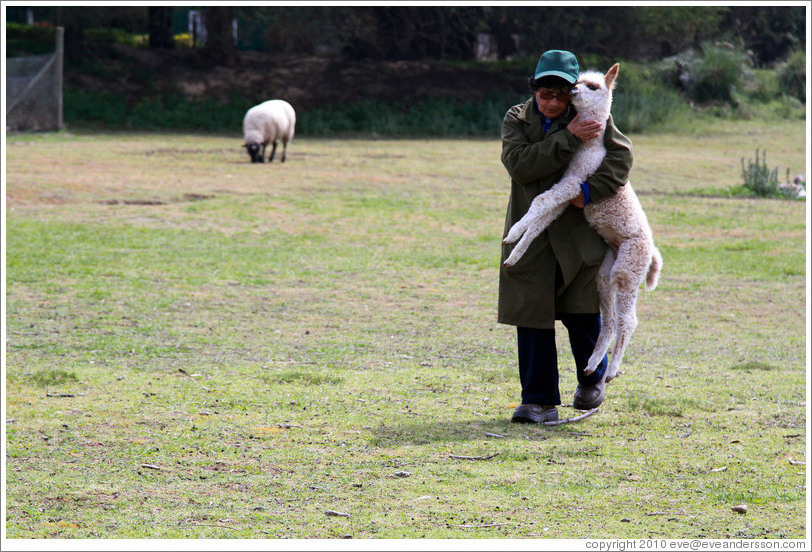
604,241,647,379
585,249,617,376
607,287,639,380
528,202,568,238
503,182,576,246
503,202,568,267
503,217,542,267
502,207,535,246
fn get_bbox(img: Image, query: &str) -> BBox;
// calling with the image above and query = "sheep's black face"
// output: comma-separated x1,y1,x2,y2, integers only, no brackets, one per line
246,143,263,163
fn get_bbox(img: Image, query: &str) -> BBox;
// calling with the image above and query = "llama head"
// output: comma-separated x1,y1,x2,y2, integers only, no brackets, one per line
570,63,620,119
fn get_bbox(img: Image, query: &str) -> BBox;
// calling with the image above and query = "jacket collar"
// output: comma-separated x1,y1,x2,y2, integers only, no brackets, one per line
518,97,575,135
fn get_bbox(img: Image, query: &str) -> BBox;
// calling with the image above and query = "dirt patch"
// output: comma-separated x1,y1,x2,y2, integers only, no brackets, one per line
97,193,216,206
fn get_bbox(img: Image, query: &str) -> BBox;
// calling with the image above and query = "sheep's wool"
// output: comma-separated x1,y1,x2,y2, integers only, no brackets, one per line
242,99,296,162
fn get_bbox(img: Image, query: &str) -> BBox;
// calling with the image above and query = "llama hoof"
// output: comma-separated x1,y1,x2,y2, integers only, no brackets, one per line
503,261,514,269
502,226,525,245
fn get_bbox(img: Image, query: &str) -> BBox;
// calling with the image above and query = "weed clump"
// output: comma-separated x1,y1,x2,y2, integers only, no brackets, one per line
29,369,78,387
741,149,805,199
741,149,780,197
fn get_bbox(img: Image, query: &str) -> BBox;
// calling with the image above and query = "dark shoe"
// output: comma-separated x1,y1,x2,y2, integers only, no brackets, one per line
573,380,605,410
512,404,559,423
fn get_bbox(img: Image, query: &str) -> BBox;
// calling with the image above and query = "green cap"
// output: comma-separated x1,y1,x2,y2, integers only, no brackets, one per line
533,50,579,83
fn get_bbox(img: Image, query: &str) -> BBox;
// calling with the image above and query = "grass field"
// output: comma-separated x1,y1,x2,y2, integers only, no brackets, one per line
3,118,809,542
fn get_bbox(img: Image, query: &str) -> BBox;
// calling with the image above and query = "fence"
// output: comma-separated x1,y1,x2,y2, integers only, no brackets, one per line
6,27,64,132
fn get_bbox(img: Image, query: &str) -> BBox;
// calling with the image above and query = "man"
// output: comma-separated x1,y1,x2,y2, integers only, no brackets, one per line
499,50,634,423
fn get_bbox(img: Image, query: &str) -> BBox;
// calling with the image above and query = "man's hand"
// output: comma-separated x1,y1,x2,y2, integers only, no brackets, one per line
567,113,603,141
570,192,586,209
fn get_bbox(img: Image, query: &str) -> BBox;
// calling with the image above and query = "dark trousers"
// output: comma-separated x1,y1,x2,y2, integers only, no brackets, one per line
517,313,607,405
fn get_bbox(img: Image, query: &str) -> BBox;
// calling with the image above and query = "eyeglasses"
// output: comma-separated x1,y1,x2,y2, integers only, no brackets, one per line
535,89,571,102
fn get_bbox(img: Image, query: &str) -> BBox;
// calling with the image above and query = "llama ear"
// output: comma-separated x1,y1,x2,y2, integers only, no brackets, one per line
605,63,619,89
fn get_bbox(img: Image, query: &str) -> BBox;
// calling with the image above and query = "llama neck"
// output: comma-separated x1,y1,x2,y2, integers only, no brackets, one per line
578,104,610,124
577,101,611,143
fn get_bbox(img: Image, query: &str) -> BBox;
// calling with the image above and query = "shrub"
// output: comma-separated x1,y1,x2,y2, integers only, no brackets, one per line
654,43,751,105
83,27,141,47
63,87,253,132
174,33,194,48
63,87,129,126
744,68,780,103
610,63,687,132
776,49,806,103
654,49,699,91
690,42,751,104
298,94,517,137
5,22,56,56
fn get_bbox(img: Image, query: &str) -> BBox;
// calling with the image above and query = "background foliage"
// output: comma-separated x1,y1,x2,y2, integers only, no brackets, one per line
5,5,806,65
6,6,806,138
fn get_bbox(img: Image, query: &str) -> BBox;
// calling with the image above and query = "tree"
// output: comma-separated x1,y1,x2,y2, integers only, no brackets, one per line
203,6,237,66
148,6,173,49
481,7,521,59
338,6,480,60
723,6,806,65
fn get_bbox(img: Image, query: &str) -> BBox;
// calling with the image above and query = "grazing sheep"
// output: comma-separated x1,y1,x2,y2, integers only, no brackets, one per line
242,100,296,163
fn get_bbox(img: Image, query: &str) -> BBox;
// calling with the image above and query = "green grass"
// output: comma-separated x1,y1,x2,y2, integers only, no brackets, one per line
3,119,807,540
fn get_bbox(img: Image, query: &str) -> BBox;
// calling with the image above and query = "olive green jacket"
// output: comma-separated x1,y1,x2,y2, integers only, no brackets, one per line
498,98,634,329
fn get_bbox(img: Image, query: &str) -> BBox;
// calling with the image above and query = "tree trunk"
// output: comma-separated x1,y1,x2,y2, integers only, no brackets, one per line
203,6,237,66
482,7,517,60
148,6,173,49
